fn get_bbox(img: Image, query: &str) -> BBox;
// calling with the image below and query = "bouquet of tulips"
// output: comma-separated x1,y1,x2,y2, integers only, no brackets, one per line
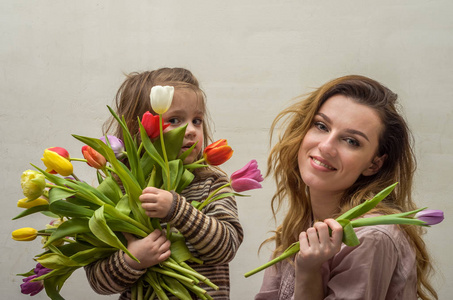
244,183,444,278
12,86,264,300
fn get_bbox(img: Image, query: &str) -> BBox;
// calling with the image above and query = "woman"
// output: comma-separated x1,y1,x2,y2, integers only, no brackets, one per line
255,75,437,299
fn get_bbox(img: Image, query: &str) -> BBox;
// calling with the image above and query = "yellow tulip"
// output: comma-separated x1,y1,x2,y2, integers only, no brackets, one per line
41,148,73,176
12,227,38,241
21,170,46,200
17,197,48,209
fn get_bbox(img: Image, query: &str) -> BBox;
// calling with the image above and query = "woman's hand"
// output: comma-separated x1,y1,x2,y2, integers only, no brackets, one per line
123,230,171,270
139,187,174,218
294,219,343,299
296,218,343,271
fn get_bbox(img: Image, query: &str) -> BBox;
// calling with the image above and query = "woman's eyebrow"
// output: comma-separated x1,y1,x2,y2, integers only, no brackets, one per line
317,113,370,142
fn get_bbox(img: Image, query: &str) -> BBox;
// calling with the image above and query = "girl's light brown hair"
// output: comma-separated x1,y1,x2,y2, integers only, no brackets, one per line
103,67,212,150
266,75,437,299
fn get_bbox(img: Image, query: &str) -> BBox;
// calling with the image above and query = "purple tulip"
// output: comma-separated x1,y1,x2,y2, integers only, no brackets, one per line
34,263,52,277
230,160,264,193
20,275,44,296
100,135,125,159
415,209,444,225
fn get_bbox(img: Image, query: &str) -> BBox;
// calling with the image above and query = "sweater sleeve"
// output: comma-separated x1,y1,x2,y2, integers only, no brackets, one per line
163,171,244,265
84,250,146,295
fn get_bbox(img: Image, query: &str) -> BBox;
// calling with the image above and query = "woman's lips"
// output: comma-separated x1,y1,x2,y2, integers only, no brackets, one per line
310,156,337,171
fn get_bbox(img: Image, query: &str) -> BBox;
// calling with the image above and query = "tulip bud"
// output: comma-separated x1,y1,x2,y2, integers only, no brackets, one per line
17,197,48,209
150,85,174,114
141,111,170,139
230,159,264,192
100,135,125,159
81,145,107,169
12,227,38,241
415,209,444,225
203,139,233,166
41,147,73,176
21,170,46,200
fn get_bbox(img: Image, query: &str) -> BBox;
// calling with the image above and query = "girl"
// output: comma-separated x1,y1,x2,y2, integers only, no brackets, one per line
85,68,243,300
255,75,437,299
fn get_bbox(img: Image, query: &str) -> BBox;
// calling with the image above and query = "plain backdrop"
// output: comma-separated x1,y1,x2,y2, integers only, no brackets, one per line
1,1,452,299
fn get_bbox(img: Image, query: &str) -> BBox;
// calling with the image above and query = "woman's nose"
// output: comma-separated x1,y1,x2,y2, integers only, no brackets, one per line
185,122,195,137
318,136,337,157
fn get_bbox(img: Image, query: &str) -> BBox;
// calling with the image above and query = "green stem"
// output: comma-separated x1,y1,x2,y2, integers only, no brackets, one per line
69,157,87,162
159,115,170,190
137,143,144,157
197,183,231,211
71,173,81,182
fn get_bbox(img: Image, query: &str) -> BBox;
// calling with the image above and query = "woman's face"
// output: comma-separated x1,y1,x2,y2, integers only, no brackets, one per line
298,94,385,196
162,88,204,164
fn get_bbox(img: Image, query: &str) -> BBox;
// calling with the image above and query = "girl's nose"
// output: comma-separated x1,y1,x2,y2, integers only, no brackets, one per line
185,122,196,138
318,136,338,157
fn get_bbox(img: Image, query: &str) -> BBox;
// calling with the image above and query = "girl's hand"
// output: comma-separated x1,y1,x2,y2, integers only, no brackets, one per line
139,187,174,218
296,218,343,272
123,230,171,270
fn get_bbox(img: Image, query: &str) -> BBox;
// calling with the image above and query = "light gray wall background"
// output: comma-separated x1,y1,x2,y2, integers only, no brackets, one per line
2,1,452,299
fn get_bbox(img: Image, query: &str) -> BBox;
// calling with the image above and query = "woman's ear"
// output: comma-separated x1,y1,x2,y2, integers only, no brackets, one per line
362,154,387,176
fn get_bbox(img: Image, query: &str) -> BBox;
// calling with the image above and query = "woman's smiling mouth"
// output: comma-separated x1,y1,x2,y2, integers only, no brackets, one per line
311,157,337,170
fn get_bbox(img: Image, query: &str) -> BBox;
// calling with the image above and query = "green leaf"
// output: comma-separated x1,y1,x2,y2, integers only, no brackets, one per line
164,159,184,191
154,125,187,161
338,219,360,247
43,267,77,300
139,121,166,171
12,204,50,220
44,218,91,247
96,176,123,204
107,219,148,238
76,233,111,248
176,169,195,193
70,247,116,265
48,188,76,203
37,253,83,269
49,200,94,218
116,194,131,215
336,183,398,221
88,206,139,262
161,275,193,300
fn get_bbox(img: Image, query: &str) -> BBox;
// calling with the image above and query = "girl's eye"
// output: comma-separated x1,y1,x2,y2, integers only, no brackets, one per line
314,122,328,132
168,118,180,125
345,138,360,147
193,118,203,126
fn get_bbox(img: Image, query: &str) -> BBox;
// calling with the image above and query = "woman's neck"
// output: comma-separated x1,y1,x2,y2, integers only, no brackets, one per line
308,188,342,221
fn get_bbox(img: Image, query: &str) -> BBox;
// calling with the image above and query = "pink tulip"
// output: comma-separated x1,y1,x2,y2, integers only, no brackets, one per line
415,209,444,225
230,160,264,193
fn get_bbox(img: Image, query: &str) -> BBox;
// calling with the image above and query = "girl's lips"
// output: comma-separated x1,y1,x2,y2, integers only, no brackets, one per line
310,156,337,171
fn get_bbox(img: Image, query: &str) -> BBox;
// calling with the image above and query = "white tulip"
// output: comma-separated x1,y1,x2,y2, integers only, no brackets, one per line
150,85,174,114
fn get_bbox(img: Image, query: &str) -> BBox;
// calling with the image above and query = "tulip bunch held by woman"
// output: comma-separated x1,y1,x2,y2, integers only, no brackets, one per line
12,68,263,300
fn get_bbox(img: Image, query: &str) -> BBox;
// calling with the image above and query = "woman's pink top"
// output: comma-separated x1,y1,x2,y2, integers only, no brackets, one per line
255,224,417,300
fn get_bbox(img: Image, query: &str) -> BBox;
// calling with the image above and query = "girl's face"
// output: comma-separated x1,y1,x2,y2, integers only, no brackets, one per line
298,95,385,198
162,88,204,164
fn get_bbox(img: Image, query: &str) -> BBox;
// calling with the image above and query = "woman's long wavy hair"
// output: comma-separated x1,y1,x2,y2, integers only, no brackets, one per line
265,75,437,299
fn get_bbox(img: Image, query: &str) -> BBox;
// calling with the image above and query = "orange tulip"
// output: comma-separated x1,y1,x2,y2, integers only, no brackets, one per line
203,139,233,166
81,145,106,169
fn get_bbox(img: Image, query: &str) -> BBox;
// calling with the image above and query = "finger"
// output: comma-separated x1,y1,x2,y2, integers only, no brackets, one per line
122,232,136,243
313,222,330,244
142,187,159,194
324,219,344,244
299,231,310,249
306,227,320,247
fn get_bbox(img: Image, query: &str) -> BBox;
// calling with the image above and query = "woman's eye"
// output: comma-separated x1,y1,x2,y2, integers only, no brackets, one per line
345,138,360,147
315,122,328,132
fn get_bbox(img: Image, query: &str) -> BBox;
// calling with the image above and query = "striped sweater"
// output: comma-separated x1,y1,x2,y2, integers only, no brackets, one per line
84,169,244,299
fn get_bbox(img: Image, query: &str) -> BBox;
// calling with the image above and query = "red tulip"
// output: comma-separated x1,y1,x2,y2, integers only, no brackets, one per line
203,139,233,166
141,111,170,139
81,145,106,169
